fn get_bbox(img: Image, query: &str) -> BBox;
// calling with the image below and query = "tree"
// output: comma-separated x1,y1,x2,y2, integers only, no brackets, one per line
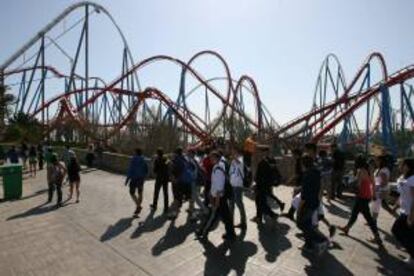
4,112,43,143
0,84,16,139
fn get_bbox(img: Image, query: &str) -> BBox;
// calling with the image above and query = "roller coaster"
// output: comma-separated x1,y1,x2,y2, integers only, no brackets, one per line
1,2,413,154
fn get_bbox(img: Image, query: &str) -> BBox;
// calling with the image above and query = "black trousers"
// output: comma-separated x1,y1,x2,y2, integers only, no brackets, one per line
331,170,344,198
297,206,327,246
48,181,62,204
392,214,414,258
201,197,235,238
255,192,278,220
347,197,379,236
152,178,169,212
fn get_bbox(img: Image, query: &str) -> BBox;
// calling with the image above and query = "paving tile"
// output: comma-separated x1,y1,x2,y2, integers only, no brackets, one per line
1,168,412,275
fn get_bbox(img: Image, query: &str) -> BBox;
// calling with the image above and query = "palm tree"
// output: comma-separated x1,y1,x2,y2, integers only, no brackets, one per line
0,84,16,140
4,112,43,143
0,84,16,122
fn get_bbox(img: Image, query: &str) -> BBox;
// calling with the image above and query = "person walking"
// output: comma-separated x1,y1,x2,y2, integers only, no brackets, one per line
28,145,37,177
187,149,208,219
167,147,192,220
251,145,281,224
150,148,169,214
37,143,44,170
48,154,67,208
229,148,247,229
372,153,391,223
86,145,95,168
20,142,28,170
330,143,345,199
201,147,214,206
391,158,414,268
338,156,384,248
6,146,19,164
296,154,329,255
196,151,236,242
67,151,81,203
125,148,148,217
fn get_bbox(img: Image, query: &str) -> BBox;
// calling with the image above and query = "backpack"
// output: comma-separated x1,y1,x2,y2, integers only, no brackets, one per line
267,157,282,186
175,156,192,185
219,159,233,199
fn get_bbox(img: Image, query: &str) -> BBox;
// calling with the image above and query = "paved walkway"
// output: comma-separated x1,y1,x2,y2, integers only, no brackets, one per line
0,168,412,276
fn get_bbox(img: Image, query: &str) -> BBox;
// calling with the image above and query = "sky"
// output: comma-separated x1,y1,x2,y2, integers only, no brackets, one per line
1,0,414,125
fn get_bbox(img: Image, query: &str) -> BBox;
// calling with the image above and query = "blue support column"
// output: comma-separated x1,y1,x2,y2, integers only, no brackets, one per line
380,85,397,156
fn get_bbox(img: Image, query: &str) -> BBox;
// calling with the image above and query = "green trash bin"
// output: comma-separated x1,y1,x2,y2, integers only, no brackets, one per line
0,164,23,200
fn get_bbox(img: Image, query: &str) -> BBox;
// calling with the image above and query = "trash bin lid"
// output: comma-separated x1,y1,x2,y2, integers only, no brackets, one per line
0,164,23,174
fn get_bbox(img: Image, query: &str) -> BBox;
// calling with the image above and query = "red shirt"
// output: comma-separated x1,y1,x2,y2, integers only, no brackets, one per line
359,176,373,199
202,156,214,183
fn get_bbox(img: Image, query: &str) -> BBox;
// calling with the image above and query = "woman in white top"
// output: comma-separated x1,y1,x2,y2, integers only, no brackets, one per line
372,155,391,222
229,148,247,229
391,158,414,267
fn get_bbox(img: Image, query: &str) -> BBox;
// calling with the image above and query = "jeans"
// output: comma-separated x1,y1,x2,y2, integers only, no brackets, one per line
347,197,379,237
230,187,247,226
392,214,414,258
200,197,235,238
152,178,169,212
297,206,327,247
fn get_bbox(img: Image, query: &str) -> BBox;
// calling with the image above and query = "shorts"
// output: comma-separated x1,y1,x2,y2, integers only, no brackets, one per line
29,157,37,164
129,178,144,195
172,181,191,204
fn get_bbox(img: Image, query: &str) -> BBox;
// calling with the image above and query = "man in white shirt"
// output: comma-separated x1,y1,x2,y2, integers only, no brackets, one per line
196,151,236,242
229,148,247,229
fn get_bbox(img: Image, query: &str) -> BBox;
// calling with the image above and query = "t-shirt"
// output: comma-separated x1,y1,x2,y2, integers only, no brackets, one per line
229,159,244,188
397,175,414,216
358,175,373,199
301,168,321,210
374,167,390,190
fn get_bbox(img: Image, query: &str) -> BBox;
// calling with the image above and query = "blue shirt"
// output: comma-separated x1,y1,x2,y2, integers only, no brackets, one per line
127,155,148,180
7,149,19,164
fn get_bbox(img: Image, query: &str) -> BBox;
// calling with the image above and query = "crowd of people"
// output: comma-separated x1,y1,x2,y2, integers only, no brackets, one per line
3,143,82,208
124,137,414,266
1,137,413,267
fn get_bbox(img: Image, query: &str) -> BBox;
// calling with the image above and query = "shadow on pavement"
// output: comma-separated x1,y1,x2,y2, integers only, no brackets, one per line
342,233,410,275
301,249,354,276
151,219,196,256
130,210,167,239
202,239,258,276
258,221,292,262
6,202,55,220
100,217,134,242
